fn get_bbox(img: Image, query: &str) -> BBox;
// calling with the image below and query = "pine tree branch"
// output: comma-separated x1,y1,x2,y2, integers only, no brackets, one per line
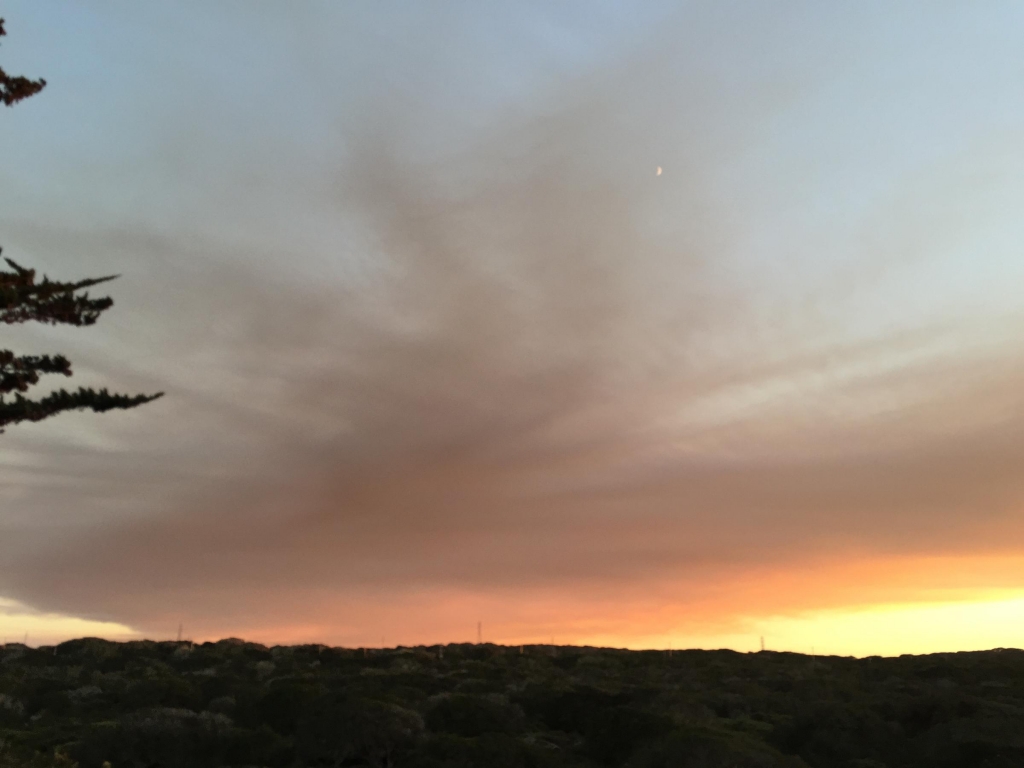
0,387,164,433
1,251,119,326
0,20,163,435
0,349,73,395
0,19,46,107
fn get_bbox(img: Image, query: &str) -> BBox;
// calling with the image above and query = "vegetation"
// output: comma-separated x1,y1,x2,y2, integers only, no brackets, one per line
0,638,1022,767
0,17,162,432
0,19,45,107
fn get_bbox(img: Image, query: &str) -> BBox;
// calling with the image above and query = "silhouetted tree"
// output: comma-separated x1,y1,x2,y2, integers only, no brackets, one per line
1,18,162,432
0,19,45,106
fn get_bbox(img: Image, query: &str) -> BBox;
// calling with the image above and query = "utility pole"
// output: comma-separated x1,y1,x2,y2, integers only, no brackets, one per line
177,623,182,642
477,621,482,645
760,636,765,652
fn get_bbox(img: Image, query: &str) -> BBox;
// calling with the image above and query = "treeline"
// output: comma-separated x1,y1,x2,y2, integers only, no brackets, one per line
1,639,1023,767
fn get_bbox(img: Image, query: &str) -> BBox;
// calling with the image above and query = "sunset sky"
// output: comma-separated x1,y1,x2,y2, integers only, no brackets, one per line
2,2,1024,656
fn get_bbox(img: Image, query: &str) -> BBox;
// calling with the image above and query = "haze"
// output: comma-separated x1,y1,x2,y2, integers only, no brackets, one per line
2,2,1023,656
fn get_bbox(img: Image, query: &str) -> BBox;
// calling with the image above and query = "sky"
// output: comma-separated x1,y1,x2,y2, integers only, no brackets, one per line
1,1,1024,656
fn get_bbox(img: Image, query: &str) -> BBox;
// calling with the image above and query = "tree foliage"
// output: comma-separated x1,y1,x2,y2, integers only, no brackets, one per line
0,19,45,107
0,18,162,432
3,639,1024,768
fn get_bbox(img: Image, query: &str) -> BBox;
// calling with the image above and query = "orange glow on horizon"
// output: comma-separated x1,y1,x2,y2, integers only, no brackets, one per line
76,550,1023,658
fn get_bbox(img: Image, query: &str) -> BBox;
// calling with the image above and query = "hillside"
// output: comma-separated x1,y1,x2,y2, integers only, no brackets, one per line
1,639,1022,767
